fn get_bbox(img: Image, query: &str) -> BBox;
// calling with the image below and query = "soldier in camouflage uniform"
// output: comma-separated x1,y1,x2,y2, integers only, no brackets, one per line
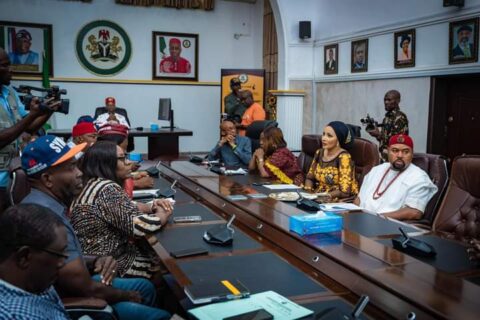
367,90,409,161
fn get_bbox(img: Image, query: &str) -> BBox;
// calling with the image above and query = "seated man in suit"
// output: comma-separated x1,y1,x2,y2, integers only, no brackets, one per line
208,120,251,168
94,97,130,128
354,134,437,220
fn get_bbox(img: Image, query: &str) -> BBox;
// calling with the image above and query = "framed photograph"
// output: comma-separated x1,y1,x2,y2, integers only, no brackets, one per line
394,29,415,68
351,39,368,73
152,31,198,81
324,44,338,75
449,18,479,64
0,21,53,76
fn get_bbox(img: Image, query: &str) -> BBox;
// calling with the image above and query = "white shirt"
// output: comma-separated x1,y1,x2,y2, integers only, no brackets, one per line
359,162,438,214
94,112,130,128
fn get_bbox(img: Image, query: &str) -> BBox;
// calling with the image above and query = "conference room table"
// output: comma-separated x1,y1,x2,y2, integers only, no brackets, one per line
48,128,193,159
143,160,480,319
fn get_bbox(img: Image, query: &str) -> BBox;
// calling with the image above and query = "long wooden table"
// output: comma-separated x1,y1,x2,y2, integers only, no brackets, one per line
48,128,193,159
148,161,480,319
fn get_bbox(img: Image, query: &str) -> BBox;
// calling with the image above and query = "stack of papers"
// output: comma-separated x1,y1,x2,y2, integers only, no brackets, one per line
262,184,301,190
222,168,248,175
189,291,313,320
319,203,363,212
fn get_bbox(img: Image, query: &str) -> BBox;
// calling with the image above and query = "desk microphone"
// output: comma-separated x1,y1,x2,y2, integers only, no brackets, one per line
392,228,437,258
351,295,369,319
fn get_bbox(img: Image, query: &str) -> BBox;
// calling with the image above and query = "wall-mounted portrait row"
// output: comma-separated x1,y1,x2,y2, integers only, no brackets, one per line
323,17,479,75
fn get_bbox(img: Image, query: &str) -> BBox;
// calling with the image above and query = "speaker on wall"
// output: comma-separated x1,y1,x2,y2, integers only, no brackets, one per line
298,21,312,39
299,21,311,39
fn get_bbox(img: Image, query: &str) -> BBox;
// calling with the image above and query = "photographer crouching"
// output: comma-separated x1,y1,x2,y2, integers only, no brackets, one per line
364,90,409,161
0,47,61,211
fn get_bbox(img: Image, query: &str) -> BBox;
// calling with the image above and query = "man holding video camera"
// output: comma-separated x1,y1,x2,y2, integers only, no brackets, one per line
0,47,59,211
366,90,409,161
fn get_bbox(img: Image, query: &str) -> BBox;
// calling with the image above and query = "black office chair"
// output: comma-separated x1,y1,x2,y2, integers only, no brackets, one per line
94,107,131,126
245,120,278,151
94,107,134,152
346,123,361,138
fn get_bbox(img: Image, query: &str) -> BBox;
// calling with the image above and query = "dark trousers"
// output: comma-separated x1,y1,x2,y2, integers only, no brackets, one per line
0,188,10,213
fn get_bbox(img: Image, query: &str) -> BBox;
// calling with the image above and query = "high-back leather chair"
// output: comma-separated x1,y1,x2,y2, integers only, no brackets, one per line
297,134,322,174
94,107,134,152
349,137,380,186
411,153,449,228
433,155,480,241
245,120,278,151
94,107,131,126
8,157,30,206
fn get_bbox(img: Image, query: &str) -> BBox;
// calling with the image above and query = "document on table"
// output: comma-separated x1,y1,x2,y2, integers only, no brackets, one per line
189,290,313,320
319,202,363,212
132,189,159,196
262,184,301,190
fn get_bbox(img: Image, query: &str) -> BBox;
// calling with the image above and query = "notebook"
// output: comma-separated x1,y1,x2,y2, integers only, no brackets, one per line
185,279,250,305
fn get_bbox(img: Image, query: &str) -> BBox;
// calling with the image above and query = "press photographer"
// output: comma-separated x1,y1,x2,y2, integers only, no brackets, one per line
0,47,61,211
364,90,409,161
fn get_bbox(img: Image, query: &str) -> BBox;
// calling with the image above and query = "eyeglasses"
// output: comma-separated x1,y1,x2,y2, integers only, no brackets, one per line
37,247,69,260
117,154,130,164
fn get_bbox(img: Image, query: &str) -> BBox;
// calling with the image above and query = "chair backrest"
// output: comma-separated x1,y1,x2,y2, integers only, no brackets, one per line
297,134,322,174
245,120,278,151
412,153,449,226
346,123,362,138
433,155,480,240
94,107,131,126
8,157,30,206
349,137,380,185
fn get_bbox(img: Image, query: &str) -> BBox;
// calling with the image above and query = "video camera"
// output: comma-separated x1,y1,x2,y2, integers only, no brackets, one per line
17,85,69,115
360,114,383,131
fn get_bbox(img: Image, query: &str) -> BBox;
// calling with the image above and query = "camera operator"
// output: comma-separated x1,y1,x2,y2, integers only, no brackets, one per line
0,47,59,211
366,90,409,161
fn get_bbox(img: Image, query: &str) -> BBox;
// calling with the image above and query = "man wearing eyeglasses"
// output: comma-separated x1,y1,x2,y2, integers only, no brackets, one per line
0,204,70,319
21,135,171,320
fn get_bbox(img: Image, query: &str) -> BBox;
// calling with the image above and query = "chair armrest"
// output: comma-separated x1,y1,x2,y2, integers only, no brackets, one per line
62,297,108,310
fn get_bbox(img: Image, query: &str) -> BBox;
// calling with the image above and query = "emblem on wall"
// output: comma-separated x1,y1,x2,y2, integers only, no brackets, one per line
76,20,131,76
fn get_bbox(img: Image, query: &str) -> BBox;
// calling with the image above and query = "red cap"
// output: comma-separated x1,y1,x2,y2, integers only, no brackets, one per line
169,38,181,46
98,123,128,137
72,122,97,137
389,134,414,149
105,97,116,105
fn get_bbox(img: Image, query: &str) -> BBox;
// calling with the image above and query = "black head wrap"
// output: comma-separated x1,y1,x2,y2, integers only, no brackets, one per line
327,121,354,150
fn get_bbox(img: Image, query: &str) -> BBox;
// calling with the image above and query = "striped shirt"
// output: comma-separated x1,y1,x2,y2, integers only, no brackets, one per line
71,178,163,278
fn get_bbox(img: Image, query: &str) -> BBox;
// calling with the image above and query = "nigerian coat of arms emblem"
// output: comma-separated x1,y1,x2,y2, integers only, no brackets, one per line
76,20,131,76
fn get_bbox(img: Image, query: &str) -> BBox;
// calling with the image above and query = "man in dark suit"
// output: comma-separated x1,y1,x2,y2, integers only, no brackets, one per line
325,48,336,72
452,25,474,59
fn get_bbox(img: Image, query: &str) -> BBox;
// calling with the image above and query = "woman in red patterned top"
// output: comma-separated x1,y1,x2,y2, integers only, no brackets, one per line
249,126,304,185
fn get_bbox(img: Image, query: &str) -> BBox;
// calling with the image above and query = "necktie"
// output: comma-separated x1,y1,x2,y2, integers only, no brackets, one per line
463,44,471,58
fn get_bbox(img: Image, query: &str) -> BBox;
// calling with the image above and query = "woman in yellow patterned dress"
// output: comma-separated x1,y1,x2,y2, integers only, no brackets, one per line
304,121,358,201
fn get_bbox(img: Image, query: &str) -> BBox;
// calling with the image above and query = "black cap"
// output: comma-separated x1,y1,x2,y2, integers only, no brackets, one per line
230,78,241,87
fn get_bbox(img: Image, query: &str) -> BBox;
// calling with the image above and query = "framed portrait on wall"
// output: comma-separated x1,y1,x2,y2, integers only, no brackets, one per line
394,29,415,68
152,31,198,81
324,44,338,75
449,18,479,64
351,39,368,73
0,21,53,77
